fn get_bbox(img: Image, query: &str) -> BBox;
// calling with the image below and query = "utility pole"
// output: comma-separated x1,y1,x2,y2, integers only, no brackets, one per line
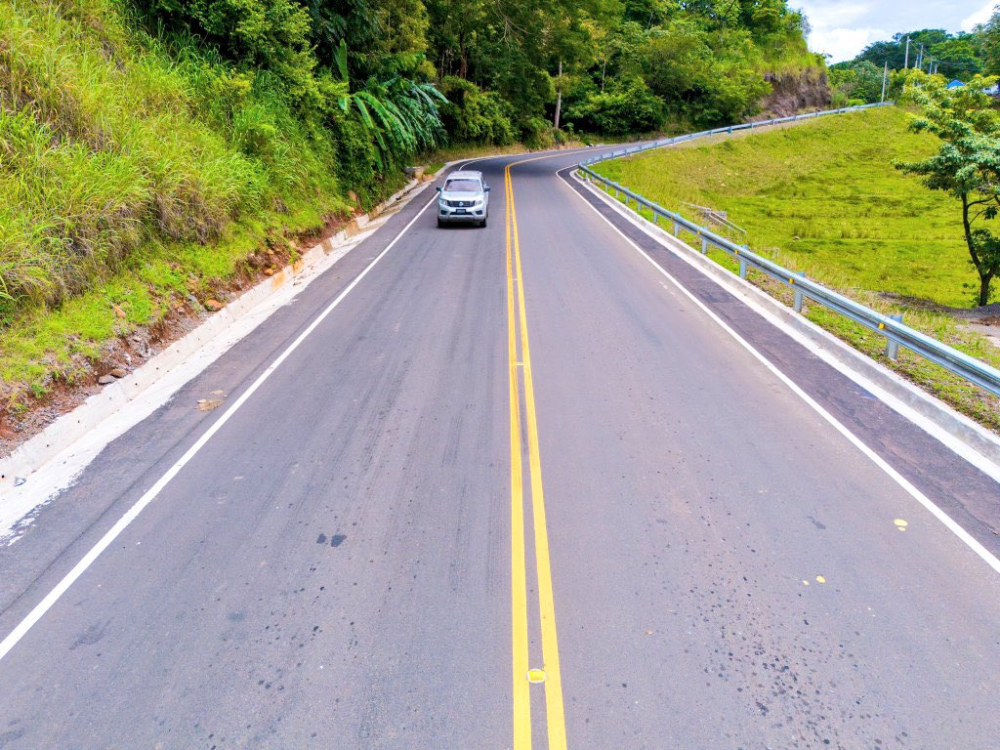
917,43,924,71
904,36,910,69
881,60,888,102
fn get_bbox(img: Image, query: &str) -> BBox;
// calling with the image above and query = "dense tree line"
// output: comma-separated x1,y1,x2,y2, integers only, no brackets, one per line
0,0,821,360
135,0,820,154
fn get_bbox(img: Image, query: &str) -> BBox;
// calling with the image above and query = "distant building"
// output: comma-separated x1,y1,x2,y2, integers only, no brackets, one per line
942,79,1000,97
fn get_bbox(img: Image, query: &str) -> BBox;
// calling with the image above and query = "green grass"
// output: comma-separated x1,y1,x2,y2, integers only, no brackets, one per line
594,107,976,307
0,0,358,409
593,106,1000,430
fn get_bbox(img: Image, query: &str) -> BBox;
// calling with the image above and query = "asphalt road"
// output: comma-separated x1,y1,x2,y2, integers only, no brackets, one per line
0,147,998,750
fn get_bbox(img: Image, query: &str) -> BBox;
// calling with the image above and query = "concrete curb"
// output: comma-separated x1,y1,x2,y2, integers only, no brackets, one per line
0,175,433,523
574,171,1000,483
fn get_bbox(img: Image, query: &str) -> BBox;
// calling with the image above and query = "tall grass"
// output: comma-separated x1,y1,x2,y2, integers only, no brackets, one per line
0,0,354,406
594,107,974,307
0,0,344,320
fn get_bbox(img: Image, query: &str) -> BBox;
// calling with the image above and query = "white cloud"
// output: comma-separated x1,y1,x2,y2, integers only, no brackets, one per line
801,2,870,30
795,0,997,62
808,26,892,63
962,0,997,30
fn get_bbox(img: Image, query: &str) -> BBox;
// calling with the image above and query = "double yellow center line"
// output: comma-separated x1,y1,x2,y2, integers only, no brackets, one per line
505,159,567,750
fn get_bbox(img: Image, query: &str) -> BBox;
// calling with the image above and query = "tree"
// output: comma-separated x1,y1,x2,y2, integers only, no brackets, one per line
140,0,321,107
854,29,974,77
829,60,883,103
641,19,770,127
304,0,431,76
332,42,446,166
929,33,982,80
564,74,664,134
981,10,1000,76
896,72,1000,306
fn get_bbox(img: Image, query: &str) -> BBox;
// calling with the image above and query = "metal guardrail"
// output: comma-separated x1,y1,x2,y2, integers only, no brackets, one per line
579,102,894,167
574,108,1000,398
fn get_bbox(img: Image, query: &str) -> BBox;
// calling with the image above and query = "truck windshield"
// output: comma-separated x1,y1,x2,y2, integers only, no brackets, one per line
445,179,481,192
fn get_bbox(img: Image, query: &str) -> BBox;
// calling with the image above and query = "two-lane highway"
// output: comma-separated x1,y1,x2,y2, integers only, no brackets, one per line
0,147,998,749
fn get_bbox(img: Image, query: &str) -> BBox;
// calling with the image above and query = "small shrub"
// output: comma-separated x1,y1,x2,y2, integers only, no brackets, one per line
439,76,516,146
564,75,665,136
523,117,555,150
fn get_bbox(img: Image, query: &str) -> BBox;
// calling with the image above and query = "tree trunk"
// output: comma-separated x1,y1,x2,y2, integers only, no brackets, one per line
554,59,563,129
979,273,994,307
961,193,992,306
459,31,468,79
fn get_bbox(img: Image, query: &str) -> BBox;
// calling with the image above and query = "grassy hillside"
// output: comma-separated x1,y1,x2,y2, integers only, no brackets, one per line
0,0,357,310
593,106,973,306
0,0,366,407
593,106,1000,429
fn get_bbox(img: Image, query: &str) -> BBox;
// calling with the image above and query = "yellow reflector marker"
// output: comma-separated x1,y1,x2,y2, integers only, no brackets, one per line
894,519,908,530
527,668,547,684
815,575,826,584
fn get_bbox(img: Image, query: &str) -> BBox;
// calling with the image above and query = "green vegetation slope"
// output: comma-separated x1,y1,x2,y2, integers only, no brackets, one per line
594,106,971,306
593,106,1000,429
0,0,824,420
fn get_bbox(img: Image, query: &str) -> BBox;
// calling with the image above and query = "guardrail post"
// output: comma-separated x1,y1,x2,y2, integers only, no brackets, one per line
885,314,903,360
792,272,806,312
672,222,680,237
700,237,709,254
652,212,659,225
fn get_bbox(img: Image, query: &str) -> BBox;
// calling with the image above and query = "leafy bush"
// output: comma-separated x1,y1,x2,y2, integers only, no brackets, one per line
138,0,321,108
565,76,664,135
829,61,884,104
522,117,555,150
439,76,516,145
0,0,341,315
642,21,772,127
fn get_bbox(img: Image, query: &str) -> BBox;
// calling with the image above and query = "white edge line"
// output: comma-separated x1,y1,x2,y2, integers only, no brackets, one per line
0,187,451,663
557,166,1000,577
571,168,1000,484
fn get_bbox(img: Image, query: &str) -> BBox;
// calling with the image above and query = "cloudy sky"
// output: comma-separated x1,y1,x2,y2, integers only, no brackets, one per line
794,0,997,62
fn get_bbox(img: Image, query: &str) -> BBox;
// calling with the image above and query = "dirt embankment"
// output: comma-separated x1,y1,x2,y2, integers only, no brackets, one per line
0,212,360,459
759,69,832,118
